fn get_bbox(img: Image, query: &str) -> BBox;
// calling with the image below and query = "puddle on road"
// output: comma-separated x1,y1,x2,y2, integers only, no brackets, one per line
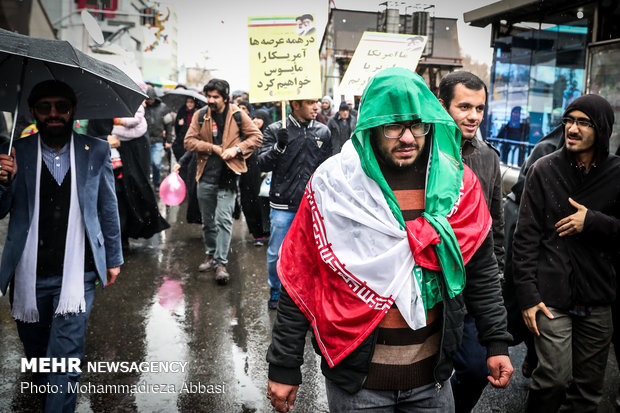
135,278,189,412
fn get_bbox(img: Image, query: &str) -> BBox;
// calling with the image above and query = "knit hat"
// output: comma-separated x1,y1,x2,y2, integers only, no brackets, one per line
563,94,614,158
339,101,350,112
28,80,77,107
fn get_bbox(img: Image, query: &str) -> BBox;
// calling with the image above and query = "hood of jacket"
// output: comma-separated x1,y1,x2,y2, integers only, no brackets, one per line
321,95,333,114
563,94,614,163
146,87,161,103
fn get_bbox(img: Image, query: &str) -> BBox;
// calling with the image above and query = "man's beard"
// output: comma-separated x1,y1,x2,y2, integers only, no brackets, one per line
38,116,73,148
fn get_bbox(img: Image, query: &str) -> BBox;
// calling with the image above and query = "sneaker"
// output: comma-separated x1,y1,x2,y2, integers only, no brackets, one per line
198,256,215,272
253,237,265,247
268,288,280,310
215,264,230,285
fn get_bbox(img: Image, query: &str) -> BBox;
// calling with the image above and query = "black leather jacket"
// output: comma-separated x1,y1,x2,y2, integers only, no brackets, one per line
267,235,511,393
258,115,331,212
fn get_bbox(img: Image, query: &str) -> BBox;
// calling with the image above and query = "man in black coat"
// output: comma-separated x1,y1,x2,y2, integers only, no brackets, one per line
513,94,620,412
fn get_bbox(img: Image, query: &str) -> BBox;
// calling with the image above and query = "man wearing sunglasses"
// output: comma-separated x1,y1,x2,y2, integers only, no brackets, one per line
513,94,620,412
0,80,123,413
266,68,512,412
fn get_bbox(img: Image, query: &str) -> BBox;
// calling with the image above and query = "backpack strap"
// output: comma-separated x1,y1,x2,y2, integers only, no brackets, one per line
197,106,209,128
233,111,245,141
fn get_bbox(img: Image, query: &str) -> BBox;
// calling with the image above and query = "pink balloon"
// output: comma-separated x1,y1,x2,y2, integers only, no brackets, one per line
159,171,186,206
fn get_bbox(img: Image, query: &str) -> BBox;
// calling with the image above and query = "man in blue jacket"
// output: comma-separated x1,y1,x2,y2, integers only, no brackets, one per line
258,99,331,309
0,80,123,413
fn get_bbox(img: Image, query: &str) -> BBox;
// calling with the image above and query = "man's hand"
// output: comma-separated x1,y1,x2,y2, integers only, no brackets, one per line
555,198,587,236
267,379,298,412
487,355,513,388
522,301,554,336
211,145,223,157
276,128,288,150
221,147,238,161
164,142,172,150
105,267,121,287
0,147,17,185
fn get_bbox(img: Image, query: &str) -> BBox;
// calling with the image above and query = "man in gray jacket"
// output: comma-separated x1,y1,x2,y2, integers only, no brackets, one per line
327,101,357,155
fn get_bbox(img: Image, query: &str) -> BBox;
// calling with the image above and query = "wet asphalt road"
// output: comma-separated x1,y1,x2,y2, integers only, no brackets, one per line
0,199,619,412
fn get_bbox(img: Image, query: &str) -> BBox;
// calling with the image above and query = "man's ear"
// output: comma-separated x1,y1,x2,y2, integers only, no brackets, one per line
438,98,446,110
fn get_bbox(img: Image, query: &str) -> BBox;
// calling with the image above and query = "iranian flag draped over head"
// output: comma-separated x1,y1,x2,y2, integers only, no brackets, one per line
277,68,491,368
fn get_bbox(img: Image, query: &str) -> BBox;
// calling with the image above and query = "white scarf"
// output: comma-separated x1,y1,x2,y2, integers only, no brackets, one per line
11,136,86,322
308,140,427,330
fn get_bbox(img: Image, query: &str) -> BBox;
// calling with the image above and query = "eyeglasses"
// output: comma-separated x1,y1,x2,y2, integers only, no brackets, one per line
561,116,594,129
34,100,72,115
382,122,431,139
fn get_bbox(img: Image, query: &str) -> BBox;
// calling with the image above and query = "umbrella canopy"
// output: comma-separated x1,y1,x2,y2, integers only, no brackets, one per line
0,28,146,121
161,89,208,111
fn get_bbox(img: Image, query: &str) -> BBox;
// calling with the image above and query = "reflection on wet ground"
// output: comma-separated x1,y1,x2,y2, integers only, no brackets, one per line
0,201,329,412
0,201,617,412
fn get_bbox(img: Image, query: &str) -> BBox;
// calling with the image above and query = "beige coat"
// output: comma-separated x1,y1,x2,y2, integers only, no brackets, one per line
184,104,262,182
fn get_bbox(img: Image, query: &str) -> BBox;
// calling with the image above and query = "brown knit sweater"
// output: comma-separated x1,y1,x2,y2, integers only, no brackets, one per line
363,161,441,391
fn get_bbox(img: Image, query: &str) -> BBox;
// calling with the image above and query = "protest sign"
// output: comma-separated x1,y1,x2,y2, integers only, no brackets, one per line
248,15,322,103
339,31,427,96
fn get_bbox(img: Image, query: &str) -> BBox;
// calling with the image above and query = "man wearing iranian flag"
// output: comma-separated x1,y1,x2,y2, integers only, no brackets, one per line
266,67,513,412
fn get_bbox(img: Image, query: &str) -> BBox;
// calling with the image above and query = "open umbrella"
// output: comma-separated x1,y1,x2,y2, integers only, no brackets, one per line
161,89,208,111
0,28,146,152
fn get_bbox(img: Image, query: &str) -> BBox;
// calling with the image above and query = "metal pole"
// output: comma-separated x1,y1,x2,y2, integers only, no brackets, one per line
8,57,28,155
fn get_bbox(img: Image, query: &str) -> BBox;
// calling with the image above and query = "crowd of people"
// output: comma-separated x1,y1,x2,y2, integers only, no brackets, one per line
0,66,619,413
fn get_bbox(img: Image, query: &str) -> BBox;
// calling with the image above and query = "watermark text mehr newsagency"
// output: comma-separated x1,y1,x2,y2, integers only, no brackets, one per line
21,358,188,373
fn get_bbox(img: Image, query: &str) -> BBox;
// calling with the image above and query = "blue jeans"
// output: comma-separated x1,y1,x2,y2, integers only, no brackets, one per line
150,142,164,186
14,271,97,413
450,313,489,412
197,182,237,265
267,209,296,290
325,378,454,412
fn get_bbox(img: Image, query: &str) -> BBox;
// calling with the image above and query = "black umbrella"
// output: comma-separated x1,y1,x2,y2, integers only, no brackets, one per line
161,89,208,111
0,28,146,152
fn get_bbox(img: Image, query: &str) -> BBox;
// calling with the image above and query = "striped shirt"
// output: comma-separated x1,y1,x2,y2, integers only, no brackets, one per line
41,140,70,185
364,158,442,390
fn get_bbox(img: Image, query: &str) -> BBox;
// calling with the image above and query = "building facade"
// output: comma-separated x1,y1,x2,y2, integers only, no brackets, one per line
319,4,462,101
466,0,620,166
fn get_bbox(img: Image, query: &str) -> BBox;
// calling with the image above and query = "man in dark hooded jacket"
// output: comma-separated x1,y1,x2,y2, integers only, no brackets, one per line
513,94,620,412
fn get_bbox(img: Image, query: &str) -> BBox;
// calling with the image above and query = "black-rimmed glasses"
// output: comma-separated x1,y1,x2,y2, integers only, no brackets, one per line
382,122,431,139
561,116,594,129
